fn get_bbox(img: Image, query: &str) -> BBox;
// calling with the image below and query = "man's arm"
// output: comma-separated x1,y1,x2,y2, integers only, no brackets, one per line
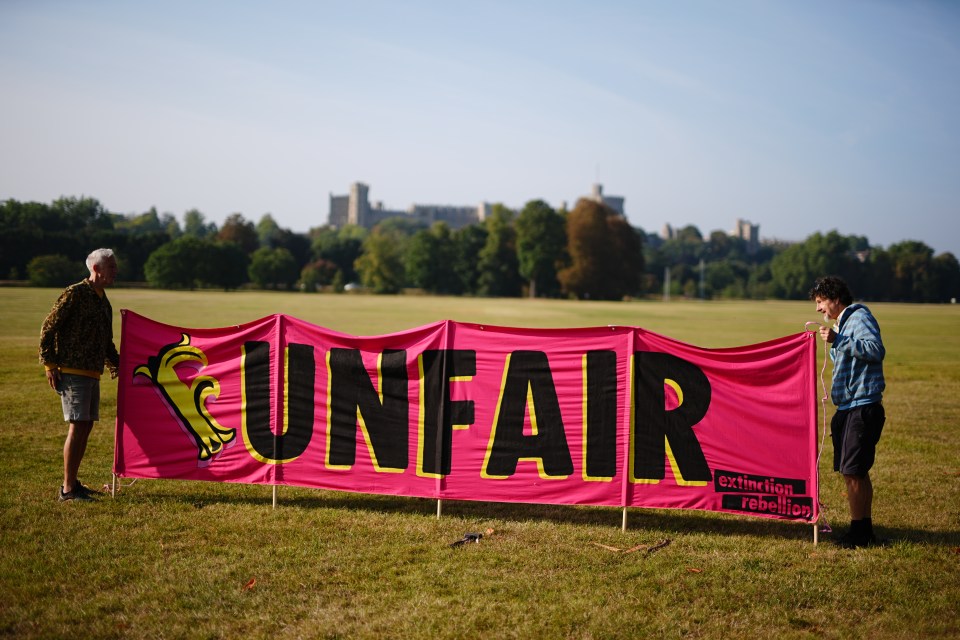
39,288,74,365
39,288,76,390
832,310,885,363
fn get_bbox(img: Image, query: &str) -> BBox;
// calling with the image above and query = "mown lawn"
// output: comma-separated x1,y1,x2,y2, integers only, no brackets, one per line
1,288,957,639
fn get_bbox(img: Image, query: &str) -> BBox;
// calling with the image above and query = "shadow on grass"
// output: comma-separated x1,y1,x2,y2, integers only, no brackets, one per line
114,481,903,544
866,526,960,547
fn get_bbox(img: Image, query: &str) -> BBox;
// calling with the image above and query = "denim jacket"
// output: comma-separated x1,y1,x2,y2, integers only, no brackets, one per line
830,303,885,410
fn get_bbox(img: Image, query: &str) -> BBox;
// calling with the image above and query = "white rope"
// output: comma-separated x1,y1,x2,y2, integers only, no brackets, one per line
804,322,832,533
103,477,138,493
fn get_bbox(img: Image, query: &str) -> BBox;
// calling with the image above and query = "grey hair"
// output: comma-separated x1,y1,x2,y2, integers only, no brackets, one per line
86,248,115,271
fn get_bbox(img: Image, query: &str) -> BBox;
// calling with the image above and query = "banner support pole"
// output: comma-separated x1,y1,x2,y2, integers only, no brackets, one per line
112,473,117,498
437,499,442,519
813,523,818,545
272,485,277,509
622,507,628,532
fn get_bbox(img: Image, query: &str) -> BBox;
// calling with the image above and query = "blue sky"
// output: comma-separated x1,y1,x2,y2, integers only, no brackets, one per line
2,1,958,256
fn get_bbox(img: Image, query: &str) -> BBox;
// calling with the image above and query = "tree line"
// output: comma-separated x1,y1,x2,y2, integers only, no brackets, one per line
2,196,957,303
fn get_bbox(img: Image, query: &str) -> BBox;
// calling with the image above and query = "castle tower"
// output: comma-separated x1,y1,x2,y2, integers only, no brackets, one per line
732,218,760,254
348,182,370,227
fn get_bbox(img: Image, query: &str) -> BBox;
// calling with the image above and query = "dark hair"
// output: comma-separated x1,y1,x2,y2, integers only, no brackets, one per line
808,276,853,305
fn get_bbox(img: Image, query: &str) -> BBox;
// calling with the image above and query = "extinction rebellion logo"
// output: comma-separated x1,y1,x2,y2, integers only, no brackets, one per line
133,334,237,463
715,469,813,519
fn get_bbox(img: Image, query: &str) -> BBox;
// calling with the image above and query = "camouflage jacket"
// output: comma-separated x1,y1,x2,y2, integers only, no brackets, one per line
39,280,120,374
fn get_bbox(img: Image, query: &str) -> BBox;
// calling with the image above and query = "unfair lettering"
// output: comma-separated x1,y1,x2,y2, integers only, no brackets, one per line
326,348,408,471
483,351,574,478
583,350,618,480
241,341,315,464
154,341,713,484
242,346,712,484
633,352,712,483
418,350,476,477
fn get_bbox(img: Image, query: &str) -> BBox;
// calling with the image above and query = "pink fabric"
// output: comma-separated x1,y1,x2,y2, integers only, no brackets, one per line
115,311,818,521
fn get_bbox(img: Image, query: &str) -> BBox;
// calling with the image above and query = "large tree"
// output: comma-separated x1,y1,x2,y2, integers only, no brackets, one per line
311,225,367,284
256,214,282,247
1,197,120,278
880,240,960,302
248,246,298,289
355,227,406,294
27,254,85,287
933,252,960,302
183,209,218,238
218,213,259,254
299,259,339,292
768,231,866,299
477,205,522,297
257,214,311,270
144,236,208,289
406,222,461,294
515,199,567,298
558,199,643,300
452,224,488,295
115,207,165,235
143,236,248,290
121,231,175,282
206,242,250,290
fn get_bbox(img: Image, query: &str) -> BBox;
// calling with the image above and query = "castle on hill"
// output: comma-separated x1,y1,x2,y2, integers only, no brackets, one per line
327,182,625,230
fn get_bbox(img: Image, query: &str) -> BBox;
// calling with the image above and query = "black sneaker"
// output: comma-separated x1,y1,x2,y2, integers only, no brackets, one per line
833,529,860,548
58,486,95,502
74,480,100,497
834,530,879,549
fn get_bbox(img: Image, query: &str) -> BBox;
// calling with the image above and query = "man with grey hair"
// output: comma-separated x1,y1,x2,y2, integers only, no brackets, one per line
40,248,120,501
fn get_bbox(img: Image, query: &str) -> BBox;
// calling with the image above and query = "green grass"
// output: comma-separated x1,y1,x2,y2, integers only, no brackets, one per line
2,288,958,639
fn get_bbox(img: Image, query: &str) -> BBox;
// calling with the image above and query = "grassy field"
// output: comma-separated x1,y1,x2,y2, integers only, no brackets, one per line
1,288,958,639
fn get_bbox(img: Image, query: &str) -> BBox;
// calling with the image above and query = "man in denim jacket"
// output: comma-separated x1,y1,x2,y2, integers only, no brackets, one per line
810,276,886,548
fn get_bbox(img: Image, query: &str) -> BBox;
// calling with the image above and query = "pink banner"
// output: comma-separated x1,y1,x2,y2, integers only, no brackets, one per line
115,311,818,522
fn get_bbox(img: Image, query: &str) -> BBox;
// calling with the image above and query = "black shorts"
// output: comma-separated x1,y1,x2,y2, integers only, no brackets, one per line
831,403,885,477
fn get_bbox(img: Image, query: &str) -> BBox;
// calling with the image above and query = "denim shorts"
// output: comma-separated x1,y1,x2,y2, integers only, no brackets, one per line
57,373,100,422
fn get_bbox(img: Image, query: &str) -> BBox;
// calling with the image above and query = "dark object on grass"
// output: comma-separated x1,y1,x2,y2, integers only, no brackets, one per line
450,532,483,548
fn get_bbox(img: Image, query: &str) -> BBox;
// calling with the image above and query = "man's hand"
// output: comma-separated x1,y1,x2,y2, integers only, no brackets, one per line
45,368,60,391
818,326,836,343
